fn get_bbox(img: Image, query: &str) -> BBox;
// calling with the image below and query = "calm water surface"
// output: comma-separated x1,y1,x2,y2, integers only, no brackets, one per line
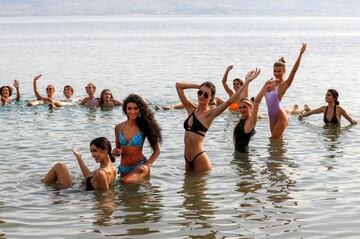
1,16,360,238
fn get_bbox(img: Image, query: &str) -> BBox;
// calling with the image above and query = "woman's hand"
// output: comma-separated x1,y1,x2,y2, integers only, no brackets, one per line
34,74,42,81
300,43,307,55
298,115,304,121
112,147,122,156
72,147,82,159
134,164,149,175
13,79,19,89
244,68,261,84
226,65,233,72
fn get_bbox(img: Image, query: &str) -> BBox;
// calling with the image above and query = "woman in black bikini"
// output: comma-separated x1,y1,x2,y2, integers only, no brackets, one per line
234,80,273,153
176,69,261,171
298,89,357,125
42,137,117,191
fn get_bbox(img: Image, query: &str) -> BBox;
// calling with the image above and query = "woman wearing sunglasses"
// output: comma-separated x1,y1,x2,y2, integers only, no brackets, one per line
79,83,99,107
176,69,261,171
298,89,357,125
26,74,57,106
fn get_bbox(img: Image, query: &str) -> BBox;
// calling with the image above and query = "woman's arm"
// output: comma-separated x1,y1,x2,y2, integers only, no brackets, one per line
279,43,307,99
210,69,261,118
13,80,20,101
144,142,160,168
72,148,92,178
340,107,357,125
175,82,200,114
91,170,109,191
114,99,123,106
33,74,43,100
112,124,123,156
222,65,234,97
298,106,324,120
244,80,273,133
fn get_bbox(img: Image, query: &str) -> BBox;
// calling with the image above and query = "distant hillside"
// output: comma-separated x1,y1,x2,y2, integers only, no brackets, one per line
0,0,359,17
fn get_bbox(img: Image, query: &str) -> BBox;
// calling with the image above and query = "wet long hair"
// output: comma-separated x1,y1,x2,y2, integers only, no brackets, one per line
274,57,286,68
199,81,216,106
90,137,115,163
99,89,115,106
123,94,162,146
327,89,340,105
0,86,13,97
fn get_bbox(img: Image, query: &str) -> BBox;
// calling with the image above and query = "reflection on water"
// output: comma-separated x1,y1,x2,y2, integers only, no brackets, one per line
92,189,119,227
110,182,163,237
264,139,296,204
179,172,215,238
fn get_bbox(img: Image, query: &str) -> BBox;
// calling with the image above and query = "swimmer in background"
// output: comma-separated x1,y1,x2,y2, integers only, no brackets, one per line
265,43,307,139
176,68,260,172
112,94,162,184
48,85,77,109
26,74,57,106
221,65,248,110
285,104,311,115
298,89,357,125
42,137,117,191
96,89,123,108
1,80,20,106
234,80,273,153
79,83,99,107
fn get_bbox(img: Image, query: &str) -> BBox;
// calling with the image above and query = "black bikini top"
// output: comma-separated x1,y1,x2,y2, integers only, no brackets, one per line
183,110,208,137
324,105,338,124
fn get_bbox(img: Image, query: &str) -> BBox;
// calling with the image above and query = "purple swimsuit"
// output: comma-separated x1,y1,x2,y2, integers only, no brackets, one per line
265,86,280,123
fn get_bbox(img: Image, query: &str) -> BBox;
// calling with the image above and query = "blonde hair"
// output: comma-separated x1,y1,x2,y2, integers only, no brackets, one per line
274,57,286,68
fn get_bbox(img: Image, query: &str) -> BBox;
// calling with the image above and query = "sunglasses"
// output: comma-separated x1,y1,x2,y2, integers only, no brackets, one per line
197,90,210,98
85,86,92,89
46,88,54,91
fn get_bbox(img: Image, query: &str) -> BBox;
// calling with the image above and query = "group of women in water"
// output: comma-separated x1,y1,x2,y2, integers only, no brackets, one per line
2,43,357,191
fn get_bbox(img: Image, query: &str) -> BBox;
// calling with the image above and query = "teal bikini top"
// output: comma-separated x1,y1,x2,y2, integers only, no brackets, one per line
119,130,144,147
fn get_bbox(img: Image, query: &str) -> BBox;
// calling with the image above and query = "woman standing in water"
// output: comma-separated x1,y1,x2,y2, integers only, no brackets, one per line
1,80,20,106
176,69,260,171
265,43,307,139
112,94,162,183
298,89,357,125
42,137,117,191
234,80,273,153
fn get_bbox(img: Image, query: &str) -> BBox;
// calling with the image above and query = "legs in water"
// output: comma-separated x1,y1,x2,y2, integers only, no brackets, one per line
269,108,288,139
42,163,72,188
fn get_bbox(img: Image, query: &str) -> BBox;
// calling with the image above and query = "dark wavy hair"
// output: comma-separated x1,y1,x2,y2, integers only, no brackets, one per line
123,94,162,146
90,137,115,163
0,86,13,97
233,78,244,86
327,89,340,105
199,81,216,106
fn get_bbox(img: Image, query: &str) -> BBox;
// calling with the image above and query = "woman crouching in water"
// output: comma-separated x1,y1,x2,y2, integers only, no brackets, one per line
234,80,273,153
176,69,260,172
42,137,117,191
112,94,162,183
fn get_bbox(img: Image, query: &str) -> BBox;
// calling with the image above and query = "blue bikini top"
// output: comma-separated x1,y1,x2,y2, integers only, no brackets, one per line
119,130,144,147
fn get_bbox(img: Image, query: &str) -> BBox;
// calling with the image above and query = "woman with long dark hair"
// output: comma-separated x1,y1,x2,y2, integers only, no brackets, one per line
112,94,162,183
1,80,20,106
42,137,117,191
298,89,357,125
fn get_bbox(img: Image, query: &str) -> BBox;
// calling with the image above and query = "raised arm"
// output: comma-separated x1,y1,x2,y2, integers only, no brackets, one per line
13,80,20,101
33,74,43,100
244,79,273,133
175,82,200,114
279,43,307,98
210,69,261,118
222,65,234,97
72,147,92,178
340,107,357,125
298,106,325,121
